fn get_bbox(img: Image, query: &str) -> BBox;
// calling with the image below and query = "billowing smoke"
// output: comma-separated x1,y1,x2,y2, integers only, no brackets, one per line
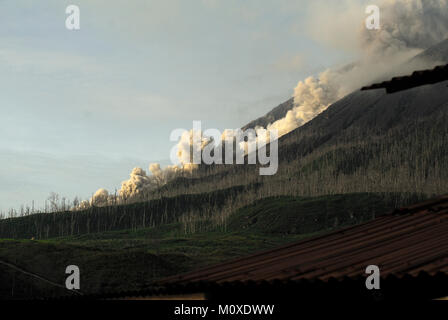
175,129,211,170
111,141,199,204
265,0,448,138
91,188,110,206
77,0,448,209
74,131,208,209
361,0,448,56
267,70,340,137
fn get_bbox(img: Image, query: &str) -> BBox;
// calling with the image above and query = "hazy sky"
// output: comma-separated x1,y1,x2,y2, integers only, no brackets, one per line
0,0,371,211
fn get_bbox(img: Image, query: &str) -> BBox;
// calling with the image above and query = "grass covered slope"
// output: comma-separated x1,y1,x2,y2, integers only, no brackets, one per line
0,193,410,299
0,239,190,298
227,193,401,234
0,232,306,299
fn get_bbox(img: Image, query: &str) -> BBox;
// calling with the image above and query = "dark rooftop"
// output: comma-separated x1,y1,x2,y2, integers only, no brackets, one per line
58,195,448,301
161,195,448,285
361,64,448,93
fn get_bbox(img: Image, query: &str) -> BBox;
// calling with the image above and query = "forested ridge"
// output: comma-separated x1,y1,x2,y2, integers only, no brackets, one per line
2,78,448,240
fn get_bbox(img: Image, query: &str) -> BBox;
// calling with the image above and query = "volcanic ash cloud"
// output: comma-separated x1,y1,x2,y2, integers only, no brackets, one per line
266,0,448,139
78,0,448,209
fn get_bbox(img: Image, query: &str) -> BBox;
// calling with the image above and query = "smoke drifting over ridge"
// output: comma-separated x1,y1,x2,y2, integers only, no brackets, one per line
266,0,448,138
79,130,211,208
80,0,448,208
361,0,448,56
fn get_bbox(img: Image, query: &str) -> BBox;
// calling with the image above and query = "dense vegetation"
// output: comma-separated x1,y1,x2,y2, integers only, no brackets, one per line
1,75,448,299
0,185,256,239
0,193,408,299
2,84,448,240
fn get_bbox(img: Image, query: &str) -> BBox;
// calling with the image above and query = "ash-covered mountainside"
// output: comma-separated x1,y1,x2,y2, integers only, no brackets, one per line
178,67,448,202
243,38,448,133
279,78,448,158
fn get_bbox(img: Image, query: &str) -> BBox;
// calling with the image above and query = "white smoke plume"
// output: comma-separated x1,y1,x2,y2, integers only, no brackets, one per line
91,188,110,206
267,70,341,137
75,130,208,209
114,143,199,204
361,0,448,56
77,0,448,209
175,129,211,170
265,0,448,138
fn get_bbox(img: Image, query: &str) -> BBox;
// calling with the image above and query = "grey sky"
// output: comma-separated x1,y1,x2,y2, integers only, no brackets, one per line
0,0,369,211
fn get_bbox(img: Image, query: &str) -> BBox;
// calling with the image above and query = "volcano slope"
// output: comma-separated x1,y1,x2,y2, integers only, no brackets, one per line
159,76,448,208
2,65,447,244
7,41,447,241
2,77,447,297
2,43,448,299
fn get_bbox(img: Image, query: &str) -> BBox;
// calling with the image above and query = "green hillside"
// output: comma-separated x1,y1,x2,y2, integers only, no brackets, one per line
0,193,408,299
226,193,401,234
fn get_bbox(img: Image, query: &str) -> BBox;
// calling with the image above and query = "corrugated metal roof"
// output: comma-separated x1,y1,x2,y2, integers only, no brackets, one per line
160,195,448,285
361,64,448,93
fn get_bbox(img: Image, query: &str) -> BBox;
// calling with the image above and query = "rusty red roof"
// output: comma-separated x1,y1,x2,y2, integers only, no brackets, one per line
161,195,448,285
